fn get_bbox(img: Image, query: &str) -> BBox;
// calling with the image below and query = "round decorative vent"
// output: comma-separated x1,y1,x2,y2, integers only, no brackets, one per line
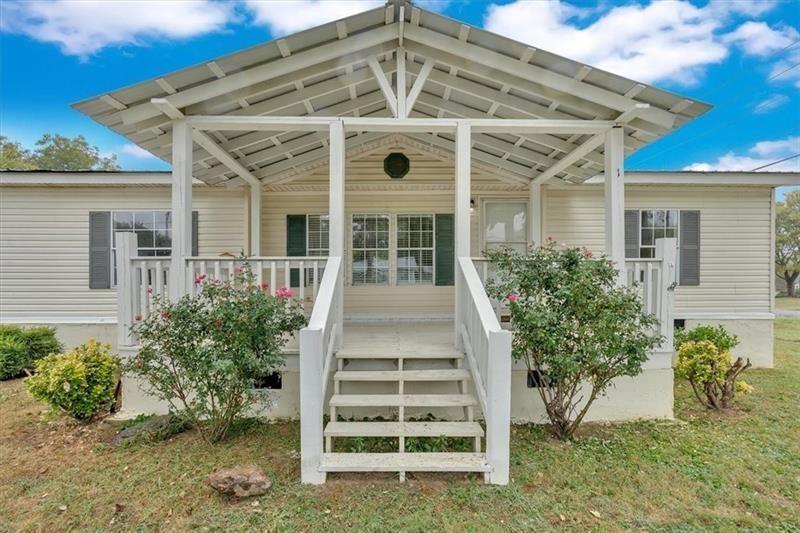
384,152,410,179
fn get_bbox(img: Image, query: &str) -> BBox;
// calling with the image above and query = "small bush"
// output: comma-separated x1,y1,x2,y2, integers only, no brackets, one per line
25,339,120,420
0,336,27,380
675,339,752,410
675,324,739,353
0,325,62,379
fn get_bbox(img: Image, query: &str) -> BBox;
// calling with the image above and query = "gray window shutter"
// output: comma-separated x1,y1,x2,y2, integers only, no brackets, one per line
625,210,639,259
435,214,455,286
679,210,700,286
192,211,199,256
89,211,111,289
286,215,307,287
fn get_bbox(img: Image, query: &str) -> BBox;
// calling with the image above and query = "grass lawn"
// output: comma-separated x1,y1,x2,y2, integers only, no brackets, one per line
776,296,800,311
1,320,798,531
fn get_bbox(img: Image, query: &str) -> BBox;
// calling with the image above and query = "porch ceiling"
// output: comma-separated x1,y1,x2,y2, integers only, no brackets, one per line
71,0,711,188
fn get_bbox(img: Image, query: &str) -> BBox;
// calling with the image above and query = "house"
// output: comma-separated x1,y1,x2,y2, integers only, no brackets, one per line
1,0,798,484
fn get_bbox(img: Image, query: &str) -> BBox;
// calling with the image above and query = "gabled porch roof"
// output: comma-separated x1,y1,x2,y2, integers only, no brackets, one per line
72,0,711,188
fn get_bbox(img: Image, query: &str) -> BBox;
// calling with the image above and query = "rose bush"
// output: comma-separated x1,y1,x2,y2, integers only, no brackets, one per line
128,264,306,443
485,240,662,439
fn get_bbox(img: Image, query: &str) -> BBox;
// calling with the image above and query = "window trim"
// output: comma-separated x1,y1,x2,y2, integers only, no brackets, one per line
396,213,436,286
480,198,529,254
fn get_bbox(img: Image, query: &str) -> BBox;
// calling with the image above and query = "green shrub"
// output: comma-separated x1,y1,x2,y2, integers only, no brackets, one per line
128,263,306,443
675,340,752,410
0,325,62,379
25,339,120,420
675,324,739,353
0,336,27,380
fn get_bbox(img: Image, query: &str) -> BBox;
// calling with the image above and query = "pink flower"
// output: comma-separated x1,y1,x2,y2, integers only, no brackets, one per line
582,247,593,258
134,314,142,321
194,273,208,285
146,287,153,294
161,310,170,319
214,318,223,328
260,282,269,291
234,266,244,274
507,292,518,303
275,287,293,299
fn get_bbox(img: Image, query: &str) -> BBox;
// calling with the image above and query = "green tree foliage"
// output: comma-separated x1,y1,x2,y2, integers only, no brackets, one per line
485,240,662,439
25,339,120,420
0,325,62,380
776,190,800,297
128,264,306,443
0,134,119,171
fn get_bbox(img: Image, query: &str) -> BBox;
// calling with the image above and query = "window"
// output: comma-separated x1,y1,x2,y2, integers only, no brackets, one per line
397,214,434,285
351,214,390,285
306,214,329,257
638,209,678,258
484,201,528,253
111,211,172,284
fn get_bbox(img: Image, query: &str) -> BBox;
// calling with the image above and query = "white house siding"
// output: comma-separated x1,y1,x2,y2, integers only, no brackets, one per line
0,185,247,325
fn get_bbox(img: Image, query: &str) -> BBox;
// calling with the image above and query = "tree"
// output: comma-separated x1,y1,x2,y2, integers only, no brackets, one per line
776,190,800,297
485,241,662,439
0,134,119,171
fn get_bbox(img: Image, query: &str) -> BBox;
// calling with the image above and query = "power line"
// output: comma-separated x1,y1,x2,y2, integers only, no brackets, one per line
750,153,800,171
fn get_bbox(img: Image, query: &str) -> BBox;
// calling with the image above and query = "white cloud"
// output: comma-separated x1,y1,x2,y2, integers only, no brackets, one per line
483,0,794,86
753,94,790,114
684,136,800,172
121,144,157,159
725,21,799,56
0,0,233,57
243,0,382,36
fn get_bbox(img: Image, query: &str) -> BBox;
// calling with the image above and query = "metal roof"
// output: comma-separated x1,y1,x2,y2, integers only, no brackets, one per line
72,0,712,187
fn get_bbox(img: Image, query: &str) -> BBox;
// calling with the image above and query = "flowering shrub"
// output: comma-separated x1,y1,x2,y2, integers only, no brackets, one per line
485,240,662,439
128,264,306,443
25,339,119,420
675,339,752,410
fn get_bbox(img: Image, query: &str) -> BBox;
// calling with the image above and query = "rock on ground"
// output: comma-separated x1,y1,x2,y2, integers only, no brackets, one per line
207,465,272,498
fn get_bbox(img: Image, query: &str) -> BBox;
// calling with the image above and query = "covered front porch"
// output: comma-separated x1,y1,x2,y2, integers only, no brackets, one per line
73,0,706,486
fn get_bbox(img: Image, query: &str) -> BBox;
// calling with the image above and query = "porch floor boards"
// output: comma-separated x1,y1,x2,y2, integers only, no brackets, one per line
338,321,458,358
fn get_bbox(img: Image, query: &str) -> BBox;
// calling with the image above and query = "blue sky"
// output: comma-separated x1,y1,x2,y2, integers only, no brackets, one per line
1,0,797,197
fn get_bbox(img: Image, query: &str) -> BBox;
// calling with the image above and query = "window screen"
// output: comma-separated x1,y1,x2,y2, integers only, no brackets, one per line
351,214,390,285
484,201,528,253
307,214,329,257
397,214,434,285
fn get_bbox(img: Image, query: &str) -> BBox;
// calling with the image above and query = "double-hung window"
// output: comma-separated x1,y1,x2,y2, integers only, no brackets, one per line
111,211,172,284
306,214,329,257
351,214,390,285
638,209,678,258
397,214,434,285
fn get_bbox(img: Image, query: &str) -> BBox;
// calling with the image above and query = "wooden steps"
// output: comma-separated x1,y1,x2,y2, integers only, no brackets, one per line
322,324,484,480
329,393,477,408
334,369,471,382
324,421,484,438
320,453,490,473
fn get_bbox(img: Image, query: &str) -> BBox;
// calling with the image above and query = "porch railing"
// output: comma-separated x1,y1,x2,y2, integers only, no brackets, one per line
471,237,677,351
457,256,512,485
298,255,343,484
115,232,329,347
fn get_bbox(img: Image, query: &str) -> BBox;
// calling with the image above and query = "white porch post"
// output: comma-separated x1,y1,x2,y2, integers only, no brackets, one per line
454,121,471,348
170,119,193,300
656,238,677,349
116,232,138,347
604,126,626,286
250,183,262,256
329,119,345,347
528,182,543,246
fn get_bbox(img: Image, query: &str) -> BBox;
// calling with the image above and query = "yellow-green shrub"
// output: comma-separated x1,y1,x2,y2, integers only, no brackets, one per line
675,340,751,410
25,339,120,420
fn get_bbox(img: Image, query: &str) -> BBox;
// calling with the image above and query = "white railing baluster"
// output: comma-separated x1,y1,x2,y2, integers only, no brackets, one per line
299,260,306,302
284,260,290,290
270,261,277,295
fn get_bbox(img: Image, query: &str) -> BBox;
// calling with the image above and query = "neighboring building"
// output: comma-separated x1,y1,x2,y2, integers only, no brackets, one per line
2,0,798,484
